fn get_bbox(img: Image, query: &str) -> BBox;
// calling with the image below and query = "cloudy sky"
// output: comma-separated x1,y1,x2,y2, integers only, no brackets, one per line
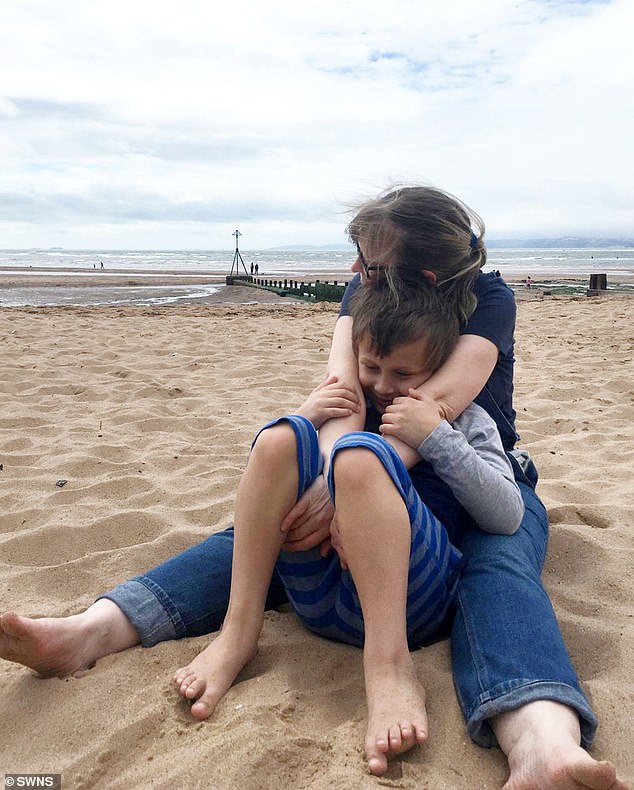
1,0,632,249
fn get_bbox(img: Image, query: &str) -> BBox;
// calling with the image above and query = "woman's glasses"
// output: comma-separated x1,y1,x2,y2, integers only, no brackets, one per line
356,242,386,279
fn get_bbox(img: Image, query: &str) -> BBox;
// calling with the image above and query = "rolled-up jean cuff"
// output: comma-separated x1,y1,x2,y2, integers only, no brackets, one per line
467,681,598,749
98,578,185,647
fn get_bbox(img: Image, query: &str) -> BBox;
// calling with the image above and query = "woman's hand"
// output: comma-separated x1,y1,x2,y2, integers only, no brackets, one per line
294,375,360,430
280,474,334,552
380,389,445,448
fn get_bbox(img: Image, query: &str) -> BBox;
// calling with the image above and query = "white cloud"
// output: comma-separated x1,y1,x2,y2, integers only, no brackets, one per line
0,0,632,247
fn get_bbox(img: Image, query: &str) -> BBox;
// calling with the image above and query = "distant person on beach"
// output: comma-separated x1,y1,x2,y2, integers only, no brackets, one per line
1,185,625,790
525,275,533,288
250,262,254,275
171,281,523,775
255,263,259,275
100,261,104,269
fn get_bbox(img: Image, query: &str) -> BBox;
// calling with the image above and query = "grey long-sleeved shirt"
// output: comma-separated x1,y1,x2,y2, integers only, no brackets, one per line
417,402,524,535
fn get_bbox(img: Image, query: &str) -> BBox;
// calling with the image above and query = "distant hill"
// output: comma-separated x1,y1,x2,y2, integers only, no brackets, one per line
270,239,634,251
266,244,351,251
487,237,634,249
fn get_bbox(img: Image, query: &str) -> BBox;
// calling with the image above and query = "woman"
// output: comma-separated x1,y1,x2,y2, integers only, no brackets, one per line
0,187,624,790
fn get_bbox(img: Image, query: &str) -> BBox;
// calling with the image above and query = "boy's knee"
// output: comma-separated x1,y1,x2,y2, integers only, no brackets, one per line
252,423,297,465
332,446,384,489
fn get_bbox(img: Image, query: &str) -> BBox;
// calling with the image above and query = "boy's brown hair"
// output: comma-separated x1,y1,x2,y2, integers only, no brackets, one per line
350,280,459,374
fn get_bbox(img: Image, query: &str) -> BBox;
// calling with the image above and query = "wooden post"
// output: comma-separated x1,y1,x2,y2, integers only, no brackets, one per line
587,273,607,296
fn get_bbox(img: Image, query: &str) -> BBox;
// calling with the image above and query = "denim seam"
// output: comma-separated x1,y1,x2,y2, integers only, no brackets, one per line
455,587,491,718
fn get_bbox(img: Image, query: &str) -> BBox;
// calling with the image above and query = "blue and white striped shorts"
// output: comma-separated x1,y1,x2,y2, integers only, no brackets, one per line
253,414,463,649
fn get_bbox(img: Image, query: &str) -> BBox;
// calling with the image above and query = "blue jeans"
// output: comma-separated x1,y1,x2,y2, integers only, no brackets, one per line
452,478,596,746
101,465,597,748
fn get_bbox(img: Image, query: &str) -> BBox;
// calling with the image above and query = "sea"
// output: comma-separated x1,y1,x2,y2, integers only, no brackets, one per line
1,247,633,308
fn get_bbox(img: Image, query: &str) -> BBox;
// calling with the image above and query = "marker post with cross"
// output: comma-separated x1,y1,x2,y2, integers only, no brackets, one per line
228,229,250,280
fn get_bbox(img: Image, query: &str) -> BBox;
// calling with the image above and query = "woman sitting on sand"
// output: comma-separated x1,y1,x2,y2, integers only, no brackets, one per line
0,186,626,790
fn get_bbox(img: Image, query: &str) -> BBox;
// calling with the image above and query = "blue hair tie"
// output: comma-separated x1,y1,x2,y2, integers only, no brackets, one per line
470,232,478,249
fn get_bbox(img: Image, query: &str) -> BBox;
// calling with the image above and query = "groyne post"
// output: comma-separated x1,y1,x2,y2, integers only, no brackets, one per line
587,273,607,296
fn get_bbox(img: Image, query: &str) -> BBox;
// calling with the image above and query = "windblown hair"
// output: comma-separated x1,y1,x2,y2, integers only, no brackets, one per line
347,185,487,323
350,279,460,374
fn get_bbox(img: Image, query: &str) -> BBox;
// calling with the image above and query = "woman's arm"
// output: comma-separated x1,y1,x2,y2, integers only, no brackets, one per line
381,333,499,468
418,333,499,420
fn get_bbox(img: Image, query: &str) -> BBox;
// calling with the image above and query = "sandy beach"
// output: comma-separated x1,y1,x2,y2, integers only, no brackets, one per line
1,292,633,789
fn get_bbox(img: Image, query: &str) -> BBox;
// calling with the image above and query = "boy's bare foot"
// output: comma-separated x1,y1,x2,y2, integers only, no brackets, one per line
0,600,139,677
495,701,629,790
363,654,428,776
172,629,258,721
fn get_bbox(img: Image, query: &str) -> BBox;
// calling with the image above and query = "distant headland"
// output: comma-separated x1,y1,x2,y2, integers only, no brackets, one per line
486,237,634,249
270,238,634,251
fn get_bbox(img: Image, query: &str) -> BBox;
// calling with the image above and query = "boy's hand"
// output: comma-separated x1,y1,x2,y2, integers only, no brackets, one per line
379,389,445,448
295,375,360,429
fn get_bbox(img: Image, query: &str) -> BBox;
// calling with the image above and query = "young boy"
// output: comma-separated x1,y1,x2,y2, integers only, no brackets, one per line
173,282,524,777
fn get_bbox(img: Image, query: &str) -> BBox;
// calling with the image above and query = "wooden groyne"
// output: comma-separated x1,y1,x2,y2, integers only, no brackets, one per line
227,275,348,302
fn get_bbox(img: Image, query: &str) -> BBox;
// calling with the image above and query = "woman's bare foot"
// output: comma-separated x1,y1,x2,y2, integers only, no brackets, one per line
494,700,629,790
363,653,428,776
172,628,258,721
0,600,139,677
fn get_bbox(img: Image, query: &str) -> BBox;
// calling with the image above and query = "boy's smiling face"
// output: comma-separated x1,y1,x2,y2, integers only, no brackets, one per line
357,333,436,413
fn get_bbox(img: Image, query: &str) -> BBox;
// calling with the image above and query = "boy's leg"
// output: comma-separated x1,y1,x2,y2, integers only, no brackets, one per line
172,421,300,719
173,415,322,720
332,443,428,776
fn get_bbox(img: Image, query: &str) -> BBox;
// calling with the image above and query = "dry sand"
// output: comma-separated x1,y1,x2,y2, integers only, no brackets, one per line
0,293,633,789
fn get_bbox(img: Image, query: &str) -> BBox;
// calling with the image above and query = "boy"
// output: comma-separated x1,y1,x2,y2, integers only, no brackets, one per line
173,282,524,776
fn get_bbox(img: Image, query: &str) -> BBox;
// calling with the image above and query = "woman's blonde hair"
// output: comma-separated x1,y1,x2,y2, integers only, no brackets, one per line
347,185,487,323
